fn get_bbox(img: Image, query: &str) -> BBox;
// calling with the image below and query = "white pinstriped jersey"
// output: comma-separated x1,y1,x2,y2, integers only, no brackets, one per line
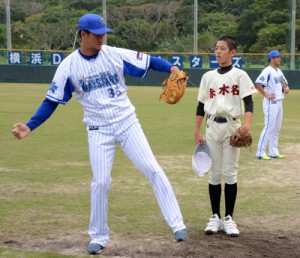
46,45,150,126
255,65,287,101
197,67,257,118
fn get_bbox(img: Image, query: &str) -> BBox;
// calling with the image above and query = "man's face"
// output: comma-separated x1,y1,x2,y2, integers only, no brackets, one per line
272,56,281,66
81,31,105,54
215,40,236,67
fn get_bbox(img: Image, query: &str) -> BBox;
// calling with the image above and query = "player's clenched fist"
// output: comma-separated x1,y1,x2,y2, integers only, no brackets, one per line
12,123,31,139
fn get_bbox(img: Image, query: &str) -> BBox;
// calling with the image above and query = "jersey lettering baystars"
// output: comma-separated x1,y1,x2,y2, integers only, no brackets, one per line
79,72,120,93
46,46,150,126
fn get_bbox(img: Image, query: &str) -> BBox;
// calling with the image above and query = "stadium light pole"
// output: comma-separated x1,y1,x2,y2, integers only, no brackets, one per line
193,0,198,54
290,0,296,70
102,0,107,45
5,0,12,50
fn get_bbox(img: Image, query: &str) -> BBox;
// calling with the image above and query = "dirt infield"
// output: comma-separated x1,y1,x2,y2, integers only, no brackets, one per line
90,228,300,258
3,226,300,258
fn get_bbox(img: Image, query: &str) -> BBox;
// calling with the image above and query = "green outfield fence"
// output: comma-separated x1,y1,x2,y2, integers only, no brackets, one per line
1,49,300,88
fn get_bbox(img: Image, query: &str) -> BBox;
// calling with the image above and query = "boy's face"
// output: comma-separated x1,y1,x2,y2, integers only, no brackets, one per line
215,40,236,67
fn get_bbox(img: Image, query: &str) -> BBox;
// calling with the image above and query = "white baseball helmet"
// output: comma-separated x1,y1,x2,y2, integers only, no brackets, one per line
192,143,212,177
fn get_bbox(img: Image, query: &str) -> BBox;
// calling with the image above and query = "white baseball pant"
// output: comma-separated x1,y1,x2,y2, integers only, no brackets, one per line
256,99,283,157
205,117,241,185
87,115,185,246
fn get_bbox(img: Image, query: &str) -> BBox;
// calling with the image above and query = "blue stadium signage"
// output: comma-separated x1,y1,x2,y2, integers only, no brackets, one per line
210,55,242,69
170,55,183,68
8,51,22,64
51,53,64,66
190,55,202,68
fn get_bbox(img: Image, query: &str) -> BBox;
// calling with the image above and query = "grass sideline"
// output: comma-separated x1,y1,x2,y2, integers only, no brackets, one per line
0,83,299,257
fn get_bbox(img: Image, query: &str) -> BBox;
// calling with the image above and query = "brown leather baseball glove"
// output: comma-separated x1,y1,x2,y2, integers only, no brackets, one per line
230,128,252,148
159,70,188,104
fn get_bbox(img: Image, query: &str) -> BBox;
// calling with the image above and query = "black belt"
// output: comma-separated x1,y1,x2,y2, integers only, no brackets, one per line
208,115,236,123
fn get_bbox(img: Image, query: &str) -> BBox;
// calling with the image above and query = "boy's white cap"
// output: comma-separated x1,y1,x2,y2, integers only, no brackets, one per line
192,143,212,177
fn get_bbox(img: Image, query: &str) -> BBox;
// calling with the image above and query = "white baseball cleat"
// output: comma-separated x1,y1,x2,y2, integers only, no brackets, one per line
222,215,240,237
204,214,222,235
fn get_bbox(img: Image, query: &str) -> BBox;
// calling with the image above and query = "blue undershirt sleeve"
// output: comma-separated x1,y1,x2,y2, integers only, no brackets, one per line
149,56,173,73
26,98,59,131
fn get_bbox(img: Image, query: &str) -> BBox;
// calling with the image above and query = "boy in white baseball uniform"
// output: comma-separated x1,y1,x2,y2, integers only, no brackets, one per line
12,13,188,255
194,36,257,237
255,50,290,160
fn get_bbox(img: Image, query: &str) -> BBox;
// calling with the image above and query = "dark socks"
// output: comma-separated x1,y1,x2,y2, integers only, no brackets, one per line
208,183,221,218
224,183,237,217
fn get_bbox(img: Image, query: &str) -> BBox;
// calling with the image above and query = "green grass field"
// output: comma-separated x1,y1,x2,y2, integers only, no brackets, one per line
0,83,299,257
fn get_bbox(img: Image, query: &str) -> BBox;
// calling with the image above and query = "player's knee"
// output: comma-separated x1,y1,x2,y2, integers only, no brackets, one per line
209,170,222,185
223,172,237,185
91,177,111,191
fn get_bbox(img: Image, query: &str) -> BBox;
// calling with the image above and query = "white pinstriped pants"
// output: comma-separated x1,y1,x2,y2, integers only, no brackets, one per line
87,115,185,246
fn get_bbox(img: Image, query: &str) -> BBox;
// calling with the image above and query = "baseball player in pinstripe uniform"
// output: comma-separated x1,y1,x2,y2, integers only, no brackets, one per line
194,36,257,237
12,13,188,255
255,50,290,160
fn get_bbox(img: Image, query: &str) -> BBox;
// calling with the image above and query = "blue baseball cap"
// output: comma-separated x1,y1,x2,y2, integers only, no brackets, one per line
78,14,112,34
267,50,281,61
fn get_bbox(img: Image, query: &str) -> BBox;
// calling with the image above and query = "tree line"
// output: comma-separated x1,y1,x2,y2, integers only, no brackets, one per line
0,0,299,54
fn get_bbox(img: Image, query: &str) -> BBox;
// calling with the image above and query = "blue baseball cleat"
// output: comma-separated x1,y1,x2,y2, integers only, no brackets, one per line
87,243,104,255
174,229,189,242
